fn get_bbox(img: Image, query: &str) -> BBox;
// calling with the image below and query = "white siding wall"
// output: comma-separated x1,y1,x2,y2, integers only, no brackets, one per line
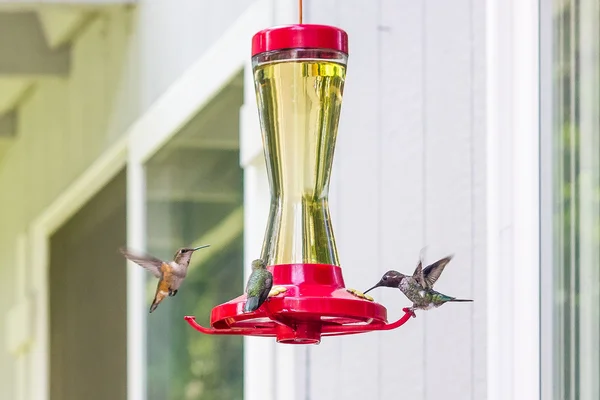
0,0,488,399
0,2,252,398
295,1,487,399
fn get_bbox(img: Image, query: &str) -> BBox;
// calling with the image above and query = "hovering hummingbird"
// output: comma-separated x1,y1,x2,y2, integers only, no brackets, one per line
363,252,472,316
120,245,210,313
243,259,273,313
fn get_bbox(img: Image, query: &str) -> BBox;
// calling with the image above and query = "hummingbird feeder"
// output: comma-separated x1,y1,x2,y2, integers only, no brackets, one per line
184,23,413,344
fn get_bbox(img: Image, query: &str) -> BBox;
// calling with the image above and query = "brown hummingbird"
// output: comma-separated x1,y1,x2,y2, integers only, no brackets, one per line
120,245,210,313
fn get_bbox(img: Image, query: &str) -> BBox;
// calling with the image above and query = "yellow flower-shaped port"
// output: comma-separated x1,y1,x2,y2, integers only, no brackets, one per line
268,286,288,297
346,288,374,302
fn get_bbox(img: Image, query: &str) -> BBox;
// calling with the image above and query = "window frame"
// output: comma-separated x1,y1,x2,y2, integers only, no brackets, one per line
126,2,274,398
26,2,275,399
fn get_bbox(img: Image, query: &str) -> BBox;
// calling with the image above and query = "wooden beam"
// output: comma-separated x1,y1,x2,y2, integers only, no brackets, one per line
169,137,240,151
37,8,93,49
187,206,244,273
144,206,244,295
0,78,33,114
47,0,136,3
146,189,241,204
0,1,136,11
0,111,16,138
0,12,70,77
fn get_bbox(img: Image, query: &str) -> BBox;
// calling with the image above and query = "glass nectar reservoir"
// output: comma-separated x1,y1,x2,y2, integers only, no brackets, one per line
252,31,347,266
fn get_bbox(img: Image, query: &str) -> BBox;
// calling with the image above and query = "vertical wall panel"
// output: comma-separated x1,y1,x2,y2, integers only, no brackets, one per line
334,1,381,398
302,0,487,399
423,1,474,400
303,2,342,398
379,1,426,399
471,0,488,398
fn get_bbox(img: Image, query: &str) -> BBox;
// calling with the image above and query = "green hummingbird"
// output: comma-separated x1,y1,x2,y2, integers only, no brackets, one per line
243,259,273,313
363,252,472,317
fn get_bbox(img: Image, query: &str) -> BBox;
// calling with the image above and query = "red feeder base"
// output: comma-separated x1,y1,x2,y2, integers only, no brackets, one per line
184,264,414,344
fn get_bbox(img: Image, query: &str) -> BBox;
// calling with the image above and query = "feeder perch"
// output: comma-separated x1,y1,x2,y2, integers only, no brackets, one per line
184,24,413,344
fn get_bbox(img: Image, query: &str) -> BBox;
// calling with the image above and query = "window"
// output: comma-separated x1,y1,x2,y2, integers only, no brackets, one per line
143,72,245,400
552,1,599,398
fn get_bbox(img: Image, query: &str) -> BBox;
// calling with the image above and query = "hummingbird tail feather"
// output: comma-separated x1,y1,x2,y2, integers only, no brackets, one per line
149,294,163,313
243,296,260,313
450,298,473,302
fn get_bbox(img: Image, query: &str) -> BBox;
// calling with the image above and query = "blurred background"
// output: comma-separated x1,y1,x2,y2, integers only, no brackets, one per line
0,1,597,400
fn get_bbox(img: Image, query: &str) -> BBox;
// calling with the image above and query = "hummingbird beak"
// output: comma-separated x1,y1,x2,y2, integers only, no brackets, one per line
192,244,210,251
363,282,381,295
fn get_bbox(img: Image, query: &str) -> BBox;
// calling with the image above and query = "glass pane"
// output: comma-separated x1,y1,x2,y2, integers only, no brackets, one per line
143,72,244,400
552,1,600,399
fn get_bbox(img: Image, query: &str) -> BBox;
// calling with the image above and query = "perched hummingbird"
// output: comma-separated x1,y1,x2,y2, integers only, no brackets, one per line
120,245,210,313
243,259,273,313
363,253,472,316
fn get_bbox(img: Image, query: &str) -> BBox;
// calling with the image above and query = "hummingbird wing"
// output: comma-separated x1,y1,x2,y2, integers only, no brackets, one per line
256,272,274,309
412,259,427,289
120,248,163,279
244,270,273,312
422,256,453,288
412,247,429,288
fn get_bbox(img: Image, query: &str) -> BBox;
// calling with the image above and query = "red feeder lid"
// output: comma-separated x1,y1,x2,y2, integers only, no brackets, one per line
252,24,348,56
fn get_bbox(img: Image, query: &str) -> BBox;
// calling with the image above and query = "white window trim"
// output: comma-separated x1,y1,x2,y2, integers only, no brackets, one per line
486,0,541,399
6,234,34,400
539,0,554,398
26,1,275,399
238,0,306,398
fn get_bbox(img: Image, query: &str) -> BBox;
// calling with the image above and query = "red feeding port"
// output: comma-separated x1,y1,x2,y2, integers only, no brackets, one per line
184,264,414,344
184,24,413,344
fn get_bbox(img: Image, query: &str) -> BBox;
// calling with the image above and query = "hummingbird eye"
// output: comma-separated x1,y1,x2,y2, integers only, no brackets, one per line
181,249,187,254
382,276,388,281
